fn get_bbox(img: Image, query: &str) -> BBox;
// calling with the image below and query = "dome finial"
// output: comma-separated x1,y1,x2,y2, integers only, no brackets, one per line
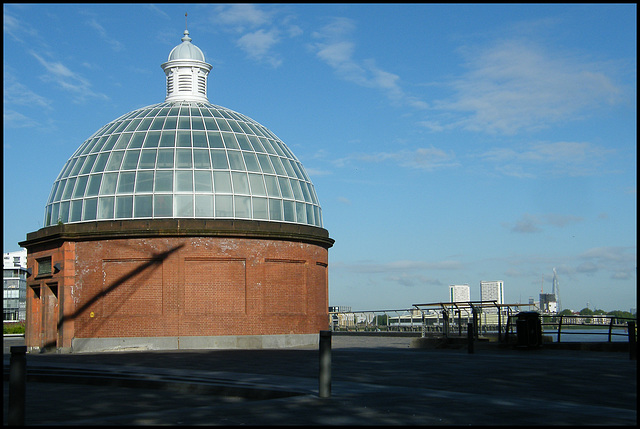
182,12,191,42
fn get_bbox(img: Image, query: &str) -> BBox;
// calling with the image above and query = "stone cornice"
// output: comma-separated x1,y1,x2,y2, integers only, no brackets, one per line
19,219,334,250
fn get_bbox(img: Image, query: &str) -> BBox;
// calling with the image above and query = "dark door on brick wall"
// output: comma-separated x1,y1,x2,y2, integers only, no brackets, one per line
41,283,59,351
26,285,42,349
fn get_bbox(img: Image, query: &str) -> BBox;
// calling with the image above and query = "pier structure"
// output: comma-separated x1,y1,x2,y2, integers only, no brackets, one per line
329,300,535,340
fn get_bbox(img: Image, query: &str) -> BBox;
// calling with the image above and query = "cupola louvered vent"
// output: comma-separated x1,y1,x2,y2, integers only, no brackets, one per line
161,30,212,103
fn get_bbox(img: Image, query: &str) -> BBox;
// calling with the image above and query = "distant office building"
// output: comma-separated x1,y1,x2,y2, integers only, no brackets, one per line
540,293,557,313
449,284,470,303
480,280,504,305
3,249,28,321
329,306,351,313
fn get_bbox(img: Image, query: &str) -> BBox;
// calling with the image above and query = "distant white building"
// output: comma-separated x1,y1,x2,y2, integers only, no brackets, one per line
540,293,557,314
449,284,470,303
3,249,28,321
480,280,504,306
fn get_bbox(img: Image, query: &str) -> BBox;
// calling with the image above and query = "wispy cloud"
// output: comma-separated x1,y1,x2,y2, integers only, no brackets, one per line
237,28,282,67
145,4,170,19
213,3,270,31
30,51,109,103
336,259,464,274
577,246,636,280
428,39,624,135
311,17,428,109
504,213,583,233
208,4,299,68
3,11,39,42
335,147,458,172
3,68,51,108
3,67,52,129
478,141,615,178
3,110,38,129
85,17,123,52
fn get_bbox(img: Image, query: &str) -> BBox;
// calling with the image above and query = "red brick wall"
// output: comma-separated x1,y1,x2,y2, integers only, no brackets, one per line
25,241,76,351
69,236,329,340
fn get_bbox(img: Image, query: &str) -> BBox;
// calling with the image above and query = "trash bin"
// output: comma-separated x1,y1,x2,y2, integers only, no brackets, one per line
516,311,542,348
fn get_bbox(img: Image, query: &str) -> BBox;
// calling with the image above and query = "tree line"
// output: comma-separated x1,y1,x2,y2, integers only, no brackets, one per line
557,308,636,319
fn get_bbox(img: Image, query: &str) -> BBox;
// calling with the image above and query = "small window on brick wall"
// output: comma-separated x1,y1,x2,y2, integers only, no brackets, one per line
37,257,52,277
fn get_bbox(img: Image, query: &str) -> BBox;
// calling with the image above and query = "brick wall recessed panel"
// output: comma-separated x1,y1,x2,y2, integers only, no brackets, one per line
264,259,306,315
102,259,163,316
184,258,246,315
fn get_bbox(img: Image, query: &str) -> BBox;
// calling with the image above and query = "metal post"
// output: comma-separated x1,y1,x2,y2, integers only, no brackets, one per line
608,317,614,342
442,309,449,338
9,345,27,426
628,321,636,361
557,315,563,343
319,330,331,398
467,323,474,354
471,306,478,339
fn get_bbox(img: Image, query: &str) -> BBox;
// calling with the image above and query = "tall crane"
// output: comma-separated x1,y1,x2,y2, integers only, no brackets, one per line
552,268,562,312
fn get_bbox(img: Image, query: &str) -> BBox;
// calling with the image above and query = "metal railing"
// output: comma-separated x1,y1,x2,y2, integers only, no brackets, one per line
329,301,536,342
329,304,637,345
539,314,635,343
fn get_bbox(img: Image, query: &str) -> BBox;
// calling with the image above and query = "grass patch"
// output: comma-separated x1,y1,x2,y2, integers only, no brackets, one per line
3,322,25,335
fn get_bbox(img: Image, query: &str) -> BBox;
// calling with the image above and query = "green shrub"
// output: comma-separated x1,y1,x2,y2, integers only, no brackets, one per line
3,322,25,335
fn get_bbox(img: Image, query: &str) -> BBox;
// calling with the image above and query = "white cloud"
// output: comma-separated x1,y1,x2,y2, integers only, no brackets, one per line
385,273,443,288
30,51,108,103
311,17,428,110
504,213,583,233
303,167,332,177
336,147,458,172
85,18,122,51
337,259,464,274
209,4,298,68
429,39,624,134
236,28,282,67
577,246,637,280
212,4,270,31
3,68,51,108
3,12,39,42
3,110,38,129
479,141,615,178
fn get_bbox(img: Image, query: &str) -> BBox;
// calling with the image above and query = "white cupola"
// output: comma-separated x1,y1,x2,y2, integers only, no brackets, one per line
161,29,212,102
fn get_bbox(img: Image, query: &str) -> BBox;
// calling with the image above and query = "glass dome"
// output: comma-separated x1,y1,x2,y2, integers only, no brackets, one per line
43,100,323,228
43,29,323,229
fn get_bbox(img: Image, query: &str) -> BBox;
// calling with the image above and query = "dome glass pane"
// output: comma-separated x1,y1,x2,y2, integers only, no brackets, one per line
44,101,322,228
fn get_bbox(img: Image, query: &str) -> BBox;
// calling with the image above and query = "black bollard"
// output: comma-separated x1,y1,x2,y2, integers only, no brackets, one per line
9,345,27,426
319,330,331,398
467,323,474,354
629,321,636,361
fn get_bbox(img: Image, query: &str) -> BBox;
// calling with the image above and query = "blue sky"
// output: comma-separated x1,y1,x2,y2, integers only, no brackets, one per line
3,4,636,312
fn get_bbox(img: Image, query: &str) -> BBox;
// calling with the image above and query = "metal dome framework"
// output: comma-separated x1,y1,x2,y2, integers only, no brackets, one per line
43,30,323,229
44,101,323,228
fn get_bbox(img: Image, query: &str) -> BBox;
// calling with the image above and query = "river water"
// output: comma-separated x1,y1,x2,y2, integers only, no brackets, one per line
542,327,632,342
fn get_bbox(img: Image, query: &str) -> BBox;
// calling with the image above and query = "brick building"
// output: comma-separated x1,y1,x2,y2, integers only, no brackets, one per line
19,29,333,353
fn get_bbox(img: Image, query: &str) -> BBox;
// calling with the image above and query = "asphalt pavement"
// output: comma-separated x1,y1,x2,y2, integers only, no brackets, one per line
3,335,637,425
